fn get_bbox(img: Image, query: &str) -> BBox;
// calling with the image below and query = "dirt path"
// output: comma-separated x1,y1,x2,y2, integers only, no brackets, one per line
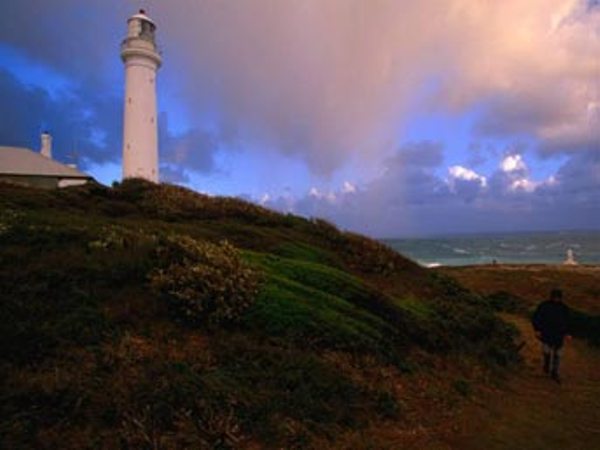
452,315,600,450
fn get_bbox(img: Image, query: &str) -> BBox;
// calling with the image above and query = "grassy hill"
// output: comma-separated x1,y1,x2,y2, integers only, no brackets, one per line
0,180,519,449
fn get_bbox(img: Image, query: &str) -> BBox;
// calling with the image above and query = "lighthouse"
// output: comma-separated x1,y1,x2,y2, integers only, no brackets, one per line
121,9,161,182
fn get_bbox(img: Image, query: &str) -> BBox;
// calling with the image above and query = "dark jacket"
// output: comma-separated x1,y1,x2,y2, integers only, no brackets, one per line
532,300,570,347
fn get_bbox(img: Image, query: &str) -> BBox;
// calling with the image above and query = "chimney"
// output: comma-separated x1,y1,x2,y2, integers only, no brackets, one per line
41,132,52,159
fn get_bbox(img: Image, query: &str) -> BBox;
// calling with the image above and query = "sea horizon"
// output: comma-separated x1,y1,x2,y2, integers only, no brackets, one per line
383,229,600,267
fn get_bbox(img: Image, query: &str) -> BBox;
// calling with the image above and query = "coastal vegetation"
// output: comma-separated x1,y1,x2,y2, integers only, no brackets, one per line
0,179,557,448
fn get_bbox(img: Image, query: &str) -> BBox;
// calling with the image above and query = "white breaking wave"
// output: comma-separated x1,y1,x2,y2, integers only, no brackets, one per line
453,248,469,254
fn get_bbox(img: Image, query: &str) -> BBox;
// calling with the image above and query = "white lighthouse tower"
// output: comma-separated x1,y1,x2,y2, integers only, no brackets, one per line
121,9,161,182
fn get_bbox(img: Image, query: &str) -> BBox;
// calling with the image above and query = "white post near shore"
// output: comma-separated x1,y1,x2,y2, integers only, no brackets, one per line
564,248,577,266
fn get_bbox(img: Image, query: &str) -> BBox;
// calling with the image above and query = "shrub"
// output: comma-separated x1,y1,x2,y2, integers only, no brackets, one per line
210,335,399,444
453,379,472,397
342,232,400,275
565,308,600,347
111,178,155,204
485,290,525,313
138,182,207,219
310,218,344,243
149,236,262,326
116,181,281,224
309,219,417,276
427,297,520,366
0,207,23,235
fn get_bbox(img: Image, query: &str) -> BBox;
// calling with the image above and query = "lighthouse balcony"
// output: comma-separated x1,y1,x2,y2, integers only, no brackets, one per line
120,39,162,66
121,36,160,52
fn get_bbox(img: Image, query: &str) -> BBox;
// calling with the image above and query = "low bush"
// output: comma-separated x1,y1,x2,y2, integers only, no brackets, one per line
567,309,600,347
341,232,401,275
427,297,520,366
309,219,419,276
485,290,526,313
149,235,262,327
115,180,287,225
211,335,400,445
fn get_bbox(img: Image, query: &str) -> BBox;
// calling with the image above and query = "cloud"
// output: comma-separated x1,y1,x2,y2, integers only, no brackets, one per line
342,181,356,194
501,154,527,174
386,140,444,169
0,68,119,167
449,166,487,186
1,0,597,176
263,142,599,236
159,116,219,175
0,0,600,174
1,0,598,235
440,0,599,157
447,165,487,202
159,164,192,185
554,150,600,196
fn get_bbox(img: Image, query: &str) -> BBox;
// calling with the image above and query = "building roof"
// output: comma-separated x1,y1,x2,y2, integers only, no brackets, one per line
0,146,91,179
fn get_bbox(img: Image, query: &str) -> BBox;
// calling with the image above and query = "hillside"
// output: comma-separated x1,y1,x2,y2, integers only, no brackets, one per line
0,180,520,448
436,265,600,449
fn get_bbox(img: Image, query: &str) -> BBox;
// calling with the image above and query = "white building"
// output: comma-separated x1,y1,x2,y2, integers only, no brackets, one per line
0,133,93,189
121,9,162,182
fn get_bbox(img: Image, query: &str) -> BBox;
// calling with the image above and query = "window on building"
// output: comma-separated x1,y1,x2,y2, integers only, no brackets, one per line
140,21,155,41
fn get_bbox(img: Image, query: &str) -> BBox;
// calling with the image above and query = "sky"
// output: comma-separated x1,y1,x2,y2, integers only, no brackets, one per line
0,0,598,237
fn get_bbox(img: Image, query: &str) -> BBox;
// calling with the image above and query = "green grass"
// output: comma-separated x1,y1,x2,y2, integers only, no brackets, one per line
271,241,339,266
242,252,406,364
393,296,434,319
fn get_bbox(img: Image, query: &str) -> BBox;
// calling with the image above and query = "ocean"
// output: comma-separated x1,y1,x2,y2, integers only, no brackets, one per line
383,230,600,267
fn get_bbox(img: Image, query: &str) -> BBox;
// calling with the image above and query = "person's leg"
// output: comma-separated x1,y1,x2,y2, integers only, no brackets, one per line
542,343,551,374
551,346,563,380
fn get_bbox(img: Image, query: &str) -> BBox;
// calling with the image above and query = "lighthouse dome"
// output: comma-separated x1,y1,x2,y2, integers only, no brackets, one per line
128,9,156,26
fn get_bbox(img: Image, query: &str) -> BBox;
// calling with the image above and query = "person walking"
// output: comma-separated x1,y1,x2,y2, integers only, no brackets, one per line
531,288,571,383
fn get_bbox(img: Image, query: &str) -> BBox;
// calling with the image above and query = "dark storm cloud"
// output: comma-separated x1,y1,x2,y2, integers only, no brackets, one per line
158,115,219,175
0,1,127,86
450,178,484,204
553,151,600,200
0,68,119,166
0,67,219,177
159,164,191,185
